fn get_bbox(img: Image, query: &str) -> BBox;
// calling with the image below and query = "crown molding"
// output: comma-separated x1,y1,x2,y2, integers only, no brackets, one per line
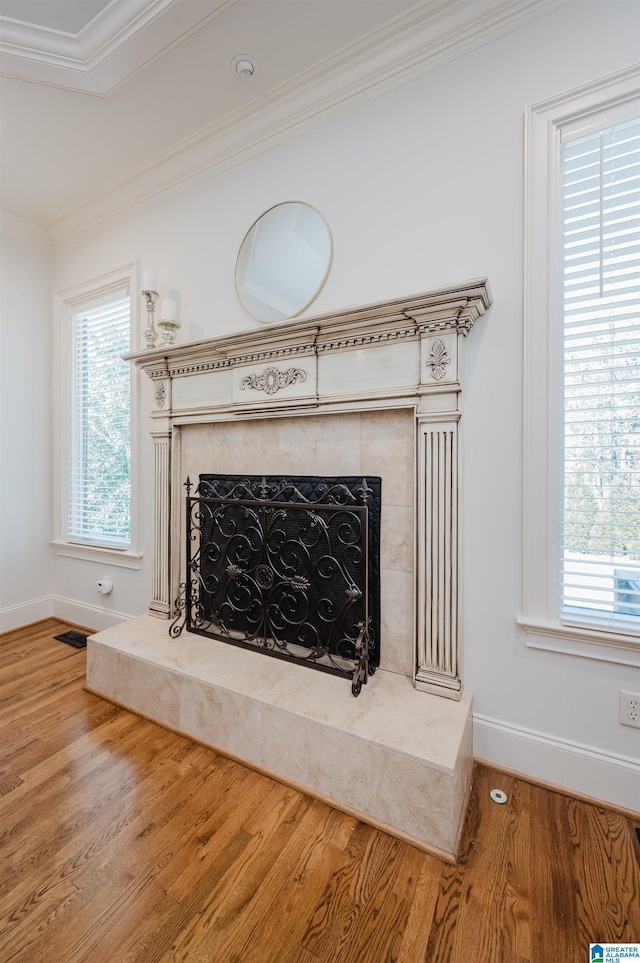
0,208,50,247
0,0,234,95
49,0,568,247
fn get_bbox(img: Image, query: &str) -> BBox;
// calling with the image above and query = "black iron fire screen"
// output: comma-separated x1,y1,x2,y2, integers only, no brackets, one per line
170,474,381,695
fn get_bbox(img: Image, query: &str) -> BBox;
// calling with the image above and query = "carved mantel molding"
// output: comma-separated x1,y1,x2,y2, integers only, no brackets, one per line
127,278,492,700
240,366,307,395
127,278,490,384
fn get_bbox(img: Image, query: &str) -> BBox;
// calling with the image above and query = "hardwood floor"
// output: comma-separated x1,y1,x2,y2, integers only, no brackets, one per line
1,619,638,963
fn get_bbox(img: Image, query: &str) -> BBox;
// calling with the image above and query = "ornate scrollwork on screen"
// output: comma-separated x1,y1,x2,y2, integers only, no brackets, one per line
170,473,381,696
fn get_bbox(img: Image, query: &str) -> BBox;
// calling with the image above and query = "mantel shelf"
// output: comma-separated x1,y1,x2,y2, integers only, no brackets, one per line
126,277,492,379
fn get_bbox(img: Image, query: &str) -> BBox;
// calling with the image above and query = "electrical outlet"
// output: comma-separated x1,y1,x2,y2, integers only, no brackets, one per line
620,691,640,729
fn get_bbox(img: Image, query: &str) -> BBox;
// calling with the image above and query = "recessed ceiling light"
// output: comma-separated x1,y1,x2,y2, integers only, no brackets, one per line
232,55,255,79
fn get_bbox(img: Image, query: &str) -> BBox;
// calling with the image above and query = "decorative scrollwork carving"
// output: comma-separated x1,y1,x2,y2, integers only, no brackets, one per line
154,381,167,408
169,582,188,637
427,339,451,380
255,564,274,588
240,366,306,395
289,575,310,593
351,622,369,696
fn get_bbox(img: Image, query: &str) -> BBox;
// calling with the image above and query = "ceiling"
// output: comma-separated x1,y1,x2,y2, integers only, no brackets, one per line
0,1,112,34
0,0,566,240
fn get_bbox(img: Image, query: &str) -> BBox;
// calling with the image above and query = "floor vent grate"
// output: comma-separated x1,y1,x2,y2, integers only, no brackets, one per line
54,631,88,649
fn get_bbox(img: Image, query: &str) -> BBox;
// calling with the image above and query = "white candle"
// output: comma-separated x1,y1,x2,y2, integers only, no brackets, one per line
142,269,157,292
161,297,177,322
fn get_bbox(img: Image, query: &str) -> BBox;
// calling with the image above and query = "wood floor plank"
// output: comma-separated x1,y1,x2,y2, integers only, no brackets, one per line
0,653,86,711
174,798,332,963
157,762,262,902
0,620,638,963
0,642,79,680
313,837,422,963
0,676,95,734
0,698,122,790
569,802,640,944
0,709,146,830
59,757,253,963
118,827,256,963
501,775,532,961
469,772,529,963
300,820,377,956
226,807,363,963
256,814,359,963
394,854,444,963
3,735,224,961
0,620,63,656
156,784,315,962
529,781,581,962
0,720,177,900
190,803,354,963
98,772,302,963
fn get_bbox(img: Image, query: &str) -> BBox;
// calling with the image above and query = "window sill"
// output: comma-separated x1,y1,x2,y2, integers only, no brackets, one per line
51,540,142,569
517,617,640,667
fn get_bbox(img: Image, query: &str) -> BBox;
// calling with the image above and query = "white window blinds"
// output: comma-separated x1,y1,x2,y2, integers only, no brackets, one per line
69,293,131,547
561,116,640,631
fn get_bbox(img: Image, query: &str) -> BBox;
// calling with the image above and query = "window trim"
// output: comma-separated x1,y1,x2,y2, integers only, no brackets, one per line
53,263,142,566
520,66,640,666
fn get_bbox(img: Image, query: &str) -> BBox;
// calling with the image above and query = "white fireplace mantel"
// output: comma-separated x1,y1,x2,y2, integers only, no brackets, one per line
127,277,492,699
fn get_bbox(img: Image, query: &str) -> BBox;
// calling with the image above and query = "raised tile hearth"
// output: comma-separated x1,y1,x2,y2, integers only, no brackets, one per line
87,614,473,861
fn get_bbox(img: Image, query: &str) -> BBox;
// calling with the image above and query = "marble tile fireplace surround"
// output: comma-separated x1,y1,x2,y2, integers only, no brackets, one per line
87,278,492,862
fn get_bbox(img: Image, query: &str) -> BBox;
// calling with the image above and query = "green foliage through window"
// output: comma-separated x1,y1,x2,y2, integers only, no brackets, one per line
69,294,131,547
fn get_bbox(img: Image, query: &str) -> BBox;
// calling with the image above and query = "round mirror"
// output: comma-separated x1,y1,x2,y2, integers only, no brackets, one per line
235,202,332,322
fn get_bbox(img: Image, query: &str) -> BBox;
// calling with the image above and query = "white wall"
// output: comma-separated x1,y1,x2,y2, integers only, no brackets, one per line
50,1,640,808
0,218,53,630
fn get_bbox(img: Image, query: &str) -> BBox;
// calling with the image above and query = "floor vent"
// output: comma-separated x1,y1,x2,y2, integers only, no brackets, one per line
54,630,88,649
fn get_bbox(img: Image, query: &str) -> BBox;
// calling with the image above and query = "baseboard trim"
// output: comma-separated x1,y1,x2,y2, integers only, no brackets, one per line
0,595,133,634
474,758,640,821
52,596,132,632
474,713,640,815
0,596,53,633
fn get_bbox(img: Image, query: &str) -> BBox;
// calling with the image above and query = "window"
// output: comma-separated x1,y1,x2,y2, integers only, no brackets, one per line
69,293,131,547
561,118,640,632
53,265,141,567
521,67,640,664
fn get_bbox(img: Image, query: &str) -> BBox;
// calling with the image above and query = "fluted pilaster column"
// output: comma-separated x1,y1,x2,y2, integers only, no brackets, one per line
415,414,461,698
149,429,171,617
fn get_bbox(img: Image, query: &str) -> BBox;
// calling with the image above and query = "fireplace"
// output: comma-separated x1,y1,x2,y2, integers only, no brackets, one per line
172,472,382,694
179,411,413,679
86,279,491,860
